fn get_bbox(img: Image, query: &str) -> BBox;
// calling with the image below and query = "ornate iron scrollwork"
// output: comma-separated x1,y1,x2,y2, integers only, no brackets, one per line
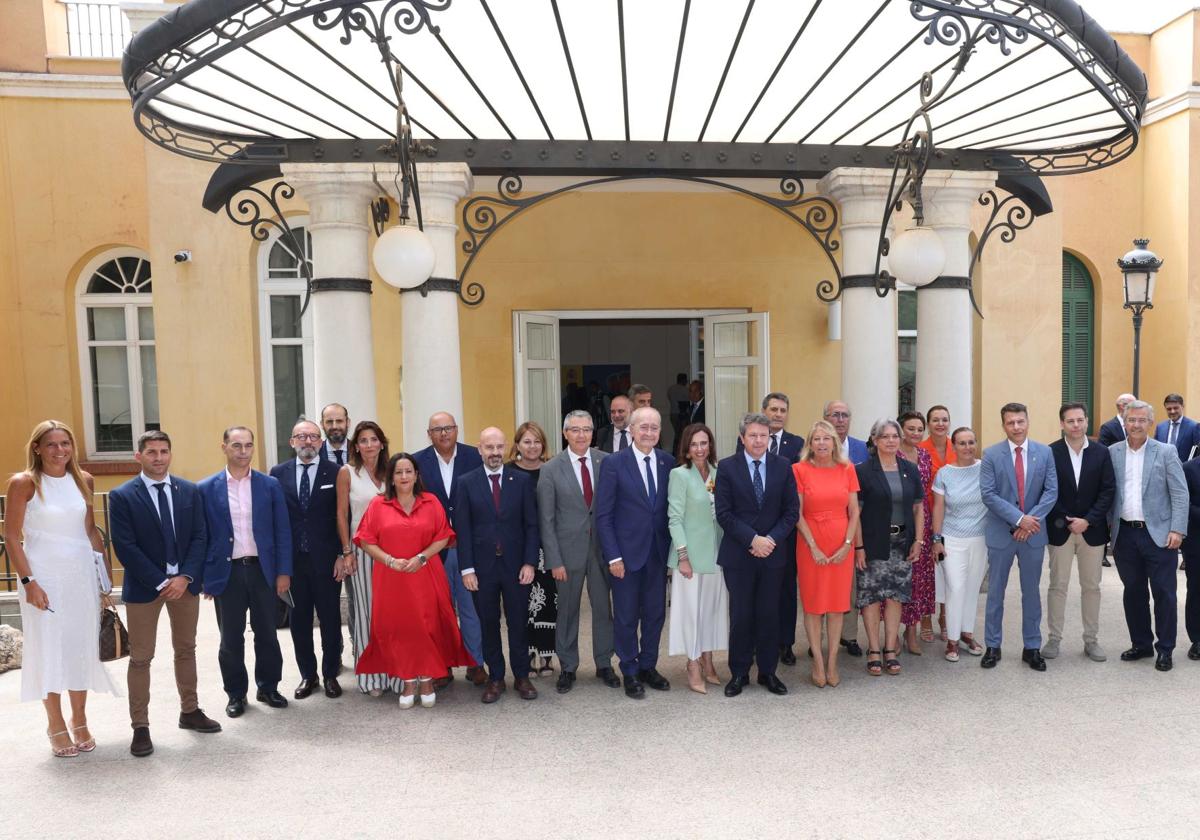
223,179,314,316
965,188,1034,317
399,275,484,306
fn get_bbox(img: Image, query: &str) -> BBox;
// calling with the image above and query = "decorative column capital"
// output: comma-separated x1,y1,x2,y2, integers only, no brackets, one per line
917,171,998,229
279,163,380,226
817,167,897,228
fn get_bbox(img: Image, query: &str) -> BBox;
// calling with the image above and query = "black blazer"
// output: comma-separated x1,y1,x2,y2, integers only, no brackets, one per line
269,457,342,570
1096,417,1125,448
714,453,800,571
1047,439,1115,547
452,466,540,577
593,425,631,454
737,429,805,466
1182,458,1200,560
855,455,923,561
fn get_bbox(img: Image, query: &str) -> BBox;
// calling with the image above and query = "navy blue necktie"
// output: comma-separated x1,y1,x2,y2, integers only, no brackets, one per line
299,463,312,551
619,429,628,451
769,435,779,456
153,483,178,569
643,455,656,505
333,448,345,466
752,460,764,508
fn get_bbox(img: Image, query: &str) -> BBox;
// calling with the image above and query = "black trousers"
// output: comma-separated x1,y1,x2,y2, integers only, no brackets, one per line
289,554,344,680
778,533,798,648
1114,527,1177,654
723,561,785,678
215,562,283,699
1183,547,1200,644
471,559,532,682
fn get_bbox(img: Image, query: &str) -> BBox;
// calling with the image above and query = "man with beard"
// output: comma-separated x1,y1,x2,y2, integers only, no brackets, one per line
318,403,351,467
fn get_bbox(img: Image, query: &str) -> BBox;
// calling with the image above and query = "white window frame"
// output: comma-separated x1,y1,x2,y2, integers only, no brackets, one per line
257,219,316,464
75,247,156,459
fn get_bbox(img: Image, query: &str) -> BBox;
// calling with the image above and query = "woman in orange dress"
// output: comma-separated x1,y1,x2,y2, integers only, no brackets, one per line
793,420,861,688
917,404,956,641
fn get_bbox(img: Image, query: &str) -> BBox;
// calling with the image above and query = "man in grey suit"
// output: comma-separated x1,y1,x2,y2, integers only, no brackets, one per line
538,410,621,693
1108,399,1189,671
979,402,1058,671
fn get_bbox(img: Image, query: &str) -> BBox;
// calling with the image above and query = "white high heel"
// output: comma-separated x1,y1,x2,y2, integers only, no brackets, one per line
418,676,436,708
398,680,416,709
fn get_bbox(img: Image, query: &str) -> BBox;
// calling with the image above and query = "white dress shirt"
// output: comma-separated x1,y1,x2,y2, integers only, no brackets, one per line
1112,417,1126,440
840,437,849,459
569,450,590,495
139,472,180,583
437,450,456,498
634,445,657,496
324,443,349,465
611,426,629,453
1121,444,1146,521
1066,438,1087,486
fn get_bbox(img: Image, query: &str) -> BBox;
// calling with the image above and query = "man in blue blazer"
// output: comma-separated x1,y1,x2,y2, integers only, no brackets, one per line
270,418,344,701
825,400,868,657
1180,456,1200,660
199,426,293,718
716,412,800,697
110,430,219,757
1110,400,1189,671
1154,393,1199,462
455,427,540,703
595,406,674,699
1097,393,1135,447
979,402,1058,671
413,411,486,685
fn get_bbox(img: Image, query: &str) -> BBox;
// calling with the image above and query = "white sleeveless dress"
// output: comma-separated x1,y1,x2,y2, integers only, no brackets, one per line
17,474,117,701
346,466,392,693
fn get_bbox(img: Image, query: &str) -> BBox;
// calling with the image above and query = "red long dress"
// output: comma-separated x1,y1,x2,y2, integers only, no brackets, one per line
793,461,860,615
354,492,474,678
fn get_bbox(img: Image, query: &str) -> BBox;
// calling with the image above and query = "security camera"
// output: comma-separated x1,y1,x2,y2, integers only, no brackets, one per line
174,250,192,263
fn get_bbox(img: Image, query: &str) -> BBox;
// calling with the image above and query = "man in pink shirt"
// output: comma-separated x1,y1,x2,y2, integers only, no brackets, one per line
198,426,293,718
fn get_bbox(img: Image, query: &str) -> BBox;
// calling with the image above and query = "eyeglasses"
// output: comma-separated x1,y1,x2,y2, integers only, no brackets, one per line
291,433,321,442
428,425,457,434
1125,417,1151,425
565,427,594,435
826,412,850,420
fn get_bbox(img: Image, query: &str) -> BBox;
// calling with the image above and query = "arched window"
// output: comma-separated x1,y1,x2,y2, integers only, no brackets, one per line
258,224,315,464
76,249,158,456
1061,252,1095,428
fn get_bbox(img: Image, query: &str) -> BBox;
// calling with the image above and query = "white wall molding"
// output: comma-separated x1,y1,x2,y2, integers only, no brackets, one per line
1142,84,1200,127
0,72,126,100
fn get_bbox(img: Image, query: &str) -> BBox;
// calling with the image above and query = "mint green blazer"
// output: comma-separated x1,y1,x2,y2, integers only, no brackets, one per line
667,464,722,574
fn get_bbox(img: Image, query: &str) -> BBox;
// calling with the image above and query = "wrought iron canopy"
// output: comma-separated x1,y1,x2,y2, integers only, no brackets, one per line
125,0,1146,177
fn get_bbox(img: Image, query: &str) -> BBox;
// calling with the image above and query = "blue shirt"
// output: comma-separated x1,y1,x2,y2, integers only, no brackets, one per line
931,462,987,538
743,450,767,484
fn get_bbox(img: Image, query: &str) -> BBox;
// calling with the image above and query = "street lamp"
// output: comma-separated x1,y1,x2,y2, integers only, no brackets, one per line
1116,238,1162,397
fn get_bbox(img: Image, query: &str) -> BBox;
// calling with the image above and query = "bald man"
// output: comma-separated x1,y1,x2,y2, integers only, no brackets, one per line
453,428,541,703
1098,393,1137,448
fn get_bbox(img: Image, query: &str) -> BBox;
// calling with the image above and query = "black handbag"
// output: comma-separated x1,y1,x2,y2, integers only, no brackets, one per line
99,604,129,662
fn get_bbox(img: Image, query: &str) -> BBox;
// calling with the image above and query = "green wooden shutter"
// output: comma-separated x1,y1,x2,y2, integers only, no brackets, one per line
1061,253,1095,432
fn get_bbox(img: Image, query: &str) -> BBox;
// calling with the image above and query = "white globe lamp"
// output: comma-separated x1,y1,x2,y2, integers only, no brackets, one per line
887,224,945,287
373,223,436,290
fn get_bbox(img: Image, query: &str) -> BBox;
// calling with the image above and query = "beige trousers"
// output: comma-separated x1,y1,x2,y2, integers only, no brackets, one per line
126,592,200,728
1046,533,1104,645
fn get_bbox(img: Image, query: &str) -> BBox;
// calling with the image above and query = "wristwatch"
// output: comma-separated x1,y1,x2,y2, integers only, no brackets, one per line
20,575,34,585
416,553,427,566
932,533,945,545
341,546,354,556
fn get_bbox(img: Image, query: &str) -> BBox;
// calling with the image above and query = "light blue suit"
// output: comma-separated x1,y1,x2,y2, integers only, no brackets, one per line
979,438,1058,649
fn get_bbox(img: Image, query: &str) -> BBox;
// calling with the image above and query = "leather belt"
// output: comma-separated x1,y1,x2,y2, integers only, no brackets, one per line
1120,519,1146,529
231,555,259,565
889,525,906,536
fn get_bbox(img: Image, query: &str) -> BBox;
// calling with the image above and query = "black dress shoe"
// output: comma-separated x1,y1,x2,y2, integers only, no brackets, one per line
840,639,863,657
1101,556,1112,567
596,667,622,688
756,673,788,695
130,726,154,757
1188,643,1200,661
638,668,671,691
225,697,246,718
556,671,576,693
981,647,1001,669
293,678,319,700
1022,648,1047,671
724,674,749,697
623,675,645,699
779,645,797,666
256,688,288,708
324,678,342,698
1120,646,1154,661
1156,652,1173,672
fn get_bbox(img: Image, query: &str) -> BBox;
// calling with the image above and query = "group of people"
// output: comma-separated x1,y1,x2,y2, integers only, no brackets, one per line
7,388,1200,758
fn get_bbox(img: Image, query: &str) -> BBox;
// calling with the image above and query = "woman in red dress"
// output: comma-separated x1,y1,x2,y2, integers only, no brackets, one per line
793,420,861,689
355,452,473,709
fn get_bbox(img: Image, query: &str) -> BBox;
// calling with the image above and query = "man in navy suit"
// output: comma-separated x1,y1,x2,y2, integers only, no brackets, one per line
1154,393,1199,462
1043,403,1115,663
1097,393,1135,447
413,411,486,685
979,402,1058,671
595,406,674,699
317,402,351,466
110,430,219,757
1180,456,1200,660
270,418,344,700
455,428,540,703
825,399,868,657
199,426,293,718
715,412,800,697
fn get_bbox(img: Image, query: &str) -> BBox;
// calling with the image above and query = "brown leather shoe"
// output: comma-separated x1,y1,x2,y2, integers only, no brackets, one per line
130,726,154,757
481,679,506,704
466,665,488,686
178,708,222,733
514,677,538,700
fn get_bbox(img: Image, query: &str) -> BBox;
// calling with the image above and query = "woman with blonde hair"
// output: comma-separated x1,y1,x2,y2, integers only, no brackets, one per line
4,420,117,756
507,421,556,675
792,420,861,687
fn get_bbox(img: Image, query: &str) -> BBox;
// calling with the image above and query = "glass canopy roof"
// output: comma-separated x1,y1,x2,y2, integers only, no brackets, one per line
124,0,1145,176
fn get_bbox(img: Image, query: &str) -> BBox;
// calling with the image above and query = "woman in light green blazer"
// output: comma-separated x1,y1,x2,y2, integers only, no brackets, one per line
667,423,729,693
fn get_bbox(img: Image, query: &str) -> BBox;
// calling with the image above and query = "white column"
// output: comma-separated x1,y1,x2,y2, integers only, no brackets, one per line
818,168,898,438
280,163,379,422
914,171,997,427
390,162,474,450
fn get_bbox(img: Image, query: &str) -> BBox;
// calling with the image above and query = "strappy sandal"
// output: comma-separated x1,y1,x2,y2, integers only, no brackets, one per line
47,729,79,758
70,722,96,752
866,650,883,677
883,648,902,675
920,627,935,643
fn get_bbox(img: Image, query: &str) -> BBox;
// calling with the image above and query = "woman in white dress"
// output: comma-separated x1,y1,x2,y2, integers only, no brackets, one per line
4,420,117,757
335,420,389,695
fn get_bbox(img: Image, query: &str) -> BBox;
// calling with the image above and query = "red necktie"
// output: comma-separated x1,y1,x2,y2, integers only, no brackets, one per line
579,457,593,508
1014,445,1025,512
489,473,501,513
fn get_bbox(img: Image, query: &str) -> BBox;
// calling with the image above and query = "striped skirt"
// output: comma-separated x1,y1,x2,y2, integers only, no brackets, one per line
345,547,400,694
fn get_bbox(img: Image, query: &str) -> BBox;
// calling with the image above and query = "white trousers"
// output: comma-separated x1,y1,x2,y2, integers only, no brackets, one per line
668,570,729,659
942,535,988,640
